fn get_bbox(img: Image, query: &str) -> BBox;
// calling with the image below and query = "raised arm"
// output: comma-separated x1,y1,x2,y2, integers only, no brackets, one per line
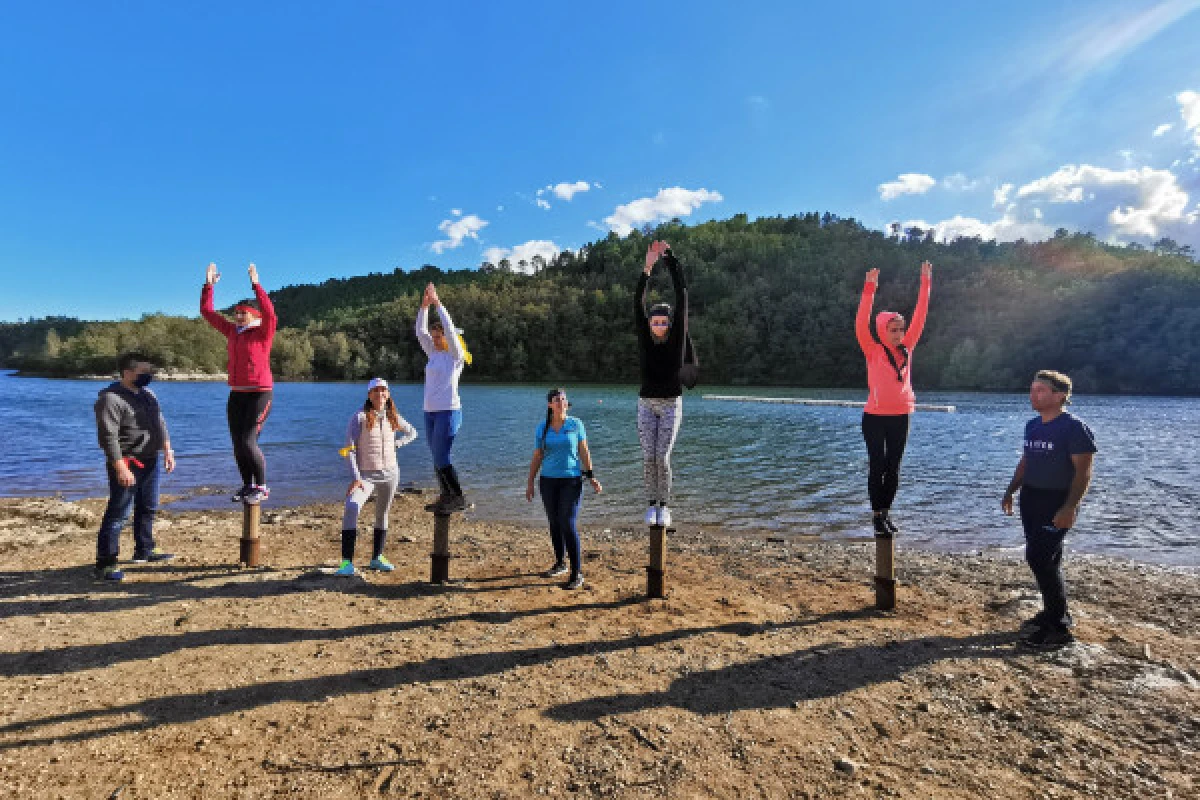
415,306,434,356
662,250,689,353
902,262,932,348
435,303,465,362
200,263,234,336
249,264,277,337
855,269,879,353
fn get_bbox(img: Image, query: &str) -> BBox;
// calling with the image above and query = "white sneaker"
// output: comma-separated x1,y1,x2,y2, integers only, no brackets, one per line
657,505,672,527
644,506,658,526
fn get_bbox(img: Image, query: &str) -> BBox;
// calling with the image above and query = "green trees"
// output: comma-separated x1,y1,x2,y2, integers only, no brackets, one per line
3,213,1199,393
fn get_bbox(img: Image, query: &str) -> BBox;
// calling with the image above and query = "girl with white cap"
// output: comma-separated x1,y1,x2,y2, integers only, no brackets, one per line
335,378,418,576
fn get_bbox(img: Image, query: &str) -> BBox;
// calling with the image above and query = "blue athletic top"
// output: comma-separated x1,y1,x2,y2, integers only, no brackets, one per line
1022,412,1097,490
535,416,587,478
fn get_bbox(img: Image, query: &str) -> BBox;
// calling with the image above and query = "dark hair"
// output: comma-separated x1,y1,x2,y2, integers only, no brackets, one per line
429,318,444,333
539,388,567,450
117,352,150,374
235,298,260,312
648,303,672,321
362,394,400,432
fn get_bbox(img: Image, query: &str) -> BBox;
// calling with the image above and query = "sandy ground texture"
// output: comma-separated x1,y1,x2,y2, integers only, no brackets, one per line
0,493,1197,799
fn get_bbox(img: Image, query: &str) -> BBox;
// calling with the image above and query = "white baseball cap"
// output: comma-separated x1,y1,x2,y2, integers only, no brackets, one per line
367,378,389,391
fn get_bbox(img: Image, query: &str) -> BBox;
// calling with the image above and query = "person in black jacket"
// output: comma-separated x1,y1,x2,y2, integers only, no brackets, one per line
634,240,698,527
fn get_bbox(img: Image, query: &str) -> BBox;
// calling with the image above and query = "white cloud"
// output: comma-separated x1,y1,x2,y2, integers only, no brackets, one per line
993,183,1014,208
1179,90,1200,146
451,209,462,217
878,173,936,201
1154,123,1174,137
942,173,980,192
431,214,488,254
482,240,562,272
604,187,724,236
550,180,591,201
900,161,1200,247
1015,164,1196,238
536,197,551,210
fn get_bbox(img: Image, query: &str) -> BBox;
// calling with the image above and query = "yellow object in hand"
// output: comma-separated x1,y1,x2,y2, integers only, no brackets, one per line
338,445,355,458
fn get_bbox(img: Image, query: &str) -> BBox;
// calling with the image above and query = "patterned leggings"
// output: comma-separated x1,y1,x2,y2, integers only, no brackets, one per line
637,396,682,505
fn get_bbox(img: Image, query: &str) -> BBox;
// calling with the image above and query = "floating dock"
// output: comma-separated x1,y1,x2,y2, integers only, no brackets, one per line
702,394,956,413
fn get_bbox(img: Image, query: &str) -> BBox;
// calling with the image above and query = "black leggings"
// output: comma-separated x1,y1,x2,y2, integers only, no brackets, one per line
861,412,910,512
227,390,272,487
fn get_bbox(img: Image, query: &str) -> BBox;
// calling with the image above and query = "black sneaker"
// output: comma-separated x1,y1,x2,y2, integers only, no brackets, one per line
1021,626,1075,649
881,511,900,535
872,514,891,536
563,573,584,590
542,562,568,578
93,565,125,582
424,493,451,512
131,547,175,564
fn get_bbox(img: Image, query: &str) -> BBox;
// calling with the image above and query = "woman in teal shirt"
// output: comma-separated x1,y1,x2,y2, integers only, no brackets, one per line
525,388,602,589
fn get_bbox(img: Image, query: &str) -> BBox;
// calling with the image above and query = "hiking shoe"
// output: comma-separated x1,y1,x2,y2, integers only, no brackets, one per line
644,506,658,526
131,547,174,564
231,485,252,503
334,560,358,577
368,556,394,572
542,562,569,578
243,485,270,505
563,573,585,590
94,565,125,582
881,511,900,535
1021,626,1075,649
657,505,672,527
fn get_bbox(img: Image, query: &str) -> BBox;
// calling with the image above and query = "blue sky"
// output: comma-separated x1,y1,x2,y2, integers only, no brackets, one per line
2,0,1199,321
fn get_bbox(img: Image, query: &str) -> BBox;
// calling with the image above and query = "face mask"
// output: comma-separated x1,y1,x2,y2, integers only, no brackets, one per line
133,372,154,389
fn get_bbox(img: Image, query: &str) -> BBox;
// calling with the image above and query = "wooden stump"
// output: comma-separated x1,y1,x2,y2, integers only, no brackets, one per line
240,502,261,567
430,512,451,584
874,532,896,610
646,525,671,599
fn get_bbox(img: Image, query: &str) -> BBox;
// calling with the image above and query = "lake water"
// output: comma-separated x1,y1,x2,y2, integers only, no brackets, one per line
2,371,1196,566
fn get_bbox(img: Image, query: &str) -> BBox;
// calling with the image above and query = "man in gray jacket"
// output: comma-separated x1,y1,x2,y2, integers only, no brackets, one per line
93,352,176,581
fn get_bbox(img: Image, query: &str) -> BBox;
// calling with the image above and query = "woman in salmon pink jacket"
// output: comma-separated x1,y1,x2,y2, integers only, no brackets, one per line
855,261,932,536
201,262,277,505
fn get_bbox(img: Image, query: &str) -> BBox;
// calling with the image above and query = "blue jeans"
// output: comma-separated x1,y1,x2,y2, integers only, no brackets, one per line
96,455,161,567
540,476,583,575
424,409,462,468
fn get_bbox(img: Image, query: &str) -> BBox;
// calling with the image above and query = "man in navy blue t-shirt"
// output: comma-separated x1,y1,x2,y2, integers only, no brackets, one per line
1001,370,1097,648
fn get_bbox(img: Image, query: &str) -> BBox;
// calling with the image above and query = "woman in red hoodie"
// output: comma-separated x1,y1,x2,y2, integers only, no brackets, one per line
855,261,932,535
201,262,277,504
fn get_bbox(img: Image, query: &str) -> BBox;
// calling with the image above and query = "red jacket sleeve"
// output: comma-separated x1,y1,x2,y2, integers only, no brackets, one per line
902,275,932,348
200,284,234,337
855,280,877,354
253,282,277,337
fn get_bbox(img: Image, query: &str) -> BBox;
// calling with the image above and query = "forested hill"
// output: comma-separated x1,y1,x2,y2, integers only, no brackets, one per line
3,213,1199,394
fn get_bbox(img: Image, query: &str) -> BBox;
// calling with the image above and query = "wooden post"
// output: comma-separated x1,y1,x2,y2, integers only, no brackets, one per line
430,512,451,584
240,502,261,568
646,525,670,599
874,531,895,610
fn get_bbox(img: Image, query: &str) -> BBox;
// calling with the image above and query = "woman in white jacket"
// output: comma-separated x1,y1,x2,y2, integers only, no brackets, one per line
416,282,470,512
335,378,417,576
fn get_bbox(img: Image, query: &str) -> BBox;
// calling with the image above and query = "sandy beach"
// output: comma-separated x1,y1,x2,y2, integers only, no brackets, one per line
0,493,1196,799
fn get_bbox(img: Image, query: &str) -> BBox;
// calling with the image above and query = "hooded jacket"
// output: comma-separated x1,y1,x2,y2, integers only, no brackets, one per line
94,382,169,465
200,281,277,391
855,273,931,415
